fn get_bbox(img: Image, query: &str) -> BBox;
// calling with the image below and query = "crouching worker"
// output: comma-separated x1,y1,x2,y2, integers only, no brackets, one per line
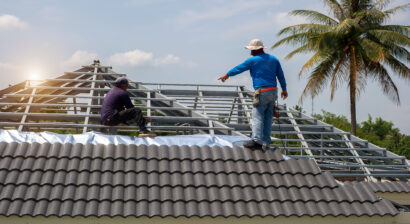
218,39,287,150
101,77,156,138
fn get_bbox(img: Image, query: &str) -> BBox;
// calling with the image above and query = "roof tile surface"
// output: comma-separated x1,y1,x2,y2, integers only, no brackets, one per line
345,181,410,193
0,142,399,217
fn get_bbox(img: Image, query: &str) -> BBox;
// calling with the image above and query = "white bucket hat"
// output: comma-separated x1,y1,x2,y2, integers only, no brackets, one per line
245,39,266,50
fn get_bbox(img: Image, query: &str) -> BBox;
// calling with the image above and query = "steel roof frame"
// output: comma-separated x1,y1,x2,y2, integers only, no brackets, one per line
0,61,408,181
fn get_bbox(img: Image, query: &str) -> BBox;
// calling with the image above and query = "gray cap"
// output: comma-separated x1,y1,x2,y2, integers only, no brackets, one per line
115,77,129,87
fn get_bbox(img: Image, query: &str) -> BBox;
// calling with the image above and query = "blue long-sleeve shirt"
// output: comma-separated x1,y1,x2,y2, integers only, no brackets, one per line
227,53,287,91
101,87,134,124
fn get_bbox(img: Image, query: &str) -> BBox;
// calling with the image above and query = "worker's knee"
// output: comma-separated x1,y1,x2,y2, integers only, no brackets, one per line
127,108,138,116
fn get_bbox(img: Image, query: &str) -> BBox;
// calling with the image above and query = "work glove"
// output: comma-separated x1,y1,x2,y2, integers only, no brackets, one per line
218,74,229,82
281,90,288,100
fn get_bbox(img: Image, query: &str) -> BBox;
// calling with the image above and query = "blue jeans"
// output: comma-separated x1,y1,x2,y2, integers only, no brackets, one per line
251,89,277,145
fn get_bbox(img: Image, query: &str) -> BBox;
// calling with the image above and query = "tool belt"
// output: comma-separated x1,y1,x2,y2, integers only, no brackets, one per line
253,87,277,107
253,88,261,106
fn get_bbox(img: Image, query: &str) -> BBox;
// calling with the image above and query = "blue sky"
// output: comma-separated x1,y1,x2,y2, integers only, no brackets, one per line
0,0,409,133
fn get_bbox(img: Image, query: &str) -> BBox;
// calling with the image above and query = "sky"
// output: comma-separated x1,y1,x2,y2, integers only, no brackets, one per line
0,0,409,134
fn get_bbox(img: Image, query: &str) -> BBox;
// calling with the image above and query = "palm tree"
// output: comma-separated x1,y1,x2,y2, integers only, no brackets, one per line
272,0,409,135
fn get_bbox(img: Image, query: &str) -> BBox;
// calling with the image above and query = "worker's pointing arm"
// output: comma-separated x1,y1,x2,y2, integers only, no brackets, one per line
218,58,253,83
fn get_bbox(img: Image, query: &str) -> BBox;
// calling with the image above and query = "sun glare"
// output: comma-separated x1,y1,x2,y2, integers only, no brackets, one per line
29,71,41,80
27,70,43,86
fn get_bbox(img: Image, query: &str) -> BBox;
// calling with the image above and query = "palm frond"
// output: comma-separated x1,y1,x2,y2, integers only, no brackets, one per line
284,43,317,59
360,38,385,62
355,48,371,98
317,31,345,51
277,24,332,36
362,56,401,104
389,45,410,62
334,18,359,34
330,49,349,100
298,52,324,78
368,29,410,47
361,36,410,62
343,0,356,17
290,9,339,25
375,25,409,36
384,55,410,80
384,3,410,16
360,38,410,86
354,9,388,24
372,0,392,10
272,33,309,49
323,0,345,20
357,0,374,11
299,53,337,103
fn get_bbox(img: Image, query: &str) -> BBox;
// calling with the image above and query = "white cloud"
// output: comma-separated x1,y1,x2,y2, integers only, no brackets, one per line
0,14,27,30
108,49,180,68
177,0,282,26
60,49,185,71
109,49,153,67
155,54,181,65
60,50,98,70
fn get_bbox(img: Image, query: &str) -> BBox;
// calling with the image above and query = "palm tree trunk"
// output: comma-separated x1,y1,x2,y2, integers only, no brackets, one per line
349,46,357,135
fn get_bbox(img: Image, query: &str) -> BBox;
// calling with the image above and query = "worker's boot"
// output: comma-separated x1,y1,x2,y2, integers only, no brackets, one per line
138,128,157,138
243,140,263,150
262,143,272,151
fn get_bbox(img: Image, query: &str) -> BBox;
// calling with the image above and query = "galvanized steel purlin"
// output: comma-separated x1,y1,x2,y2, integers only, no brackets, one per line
0,62,408,180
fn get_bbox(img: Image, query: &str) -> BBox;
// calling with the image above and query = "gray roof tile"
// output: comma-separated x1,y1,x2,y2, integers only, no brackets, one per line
0,142,399,217
0,199,397,217
0,143,284,162
0,185,379,203
0,170,337,188
345,181,410,193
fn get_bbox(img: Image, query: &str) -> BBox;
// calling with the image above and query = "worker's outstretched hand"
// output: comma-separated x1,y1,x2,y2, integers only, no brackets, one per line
281,90,288,100
145,117,152,123
218,74,229,83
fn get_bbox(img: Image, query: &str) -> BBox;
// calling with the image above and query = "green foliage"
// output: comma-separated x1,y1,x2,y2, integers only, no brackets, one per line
362,115,393,140
313,110,351,132
293,105,306,113
313,110,410,158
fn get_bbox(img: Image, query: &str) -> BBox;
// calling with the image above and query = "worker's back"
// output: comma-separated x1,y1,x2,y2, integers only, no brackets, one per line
227,52,286,90
101,87,133,124
248,53,283,89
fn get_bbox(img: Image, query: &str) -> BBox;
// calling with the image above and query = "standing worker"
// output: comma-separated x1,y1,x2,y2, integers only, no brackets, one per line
101,77,156,138
218,39,287,150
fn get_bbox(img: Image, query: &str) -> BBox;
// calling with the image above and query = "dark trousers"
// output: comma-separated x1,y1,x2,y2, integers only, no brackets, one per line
106,108,147,130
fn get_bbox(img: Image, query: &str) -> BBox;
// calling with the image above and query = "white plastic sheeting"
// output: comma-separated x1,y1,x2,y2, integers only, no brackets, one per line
0,129,289,159
0,129,248,147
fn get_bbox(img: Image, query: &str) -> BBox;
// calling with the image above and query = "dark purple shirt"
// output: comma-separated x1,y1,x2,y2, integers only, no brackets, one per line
101,87,134,124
